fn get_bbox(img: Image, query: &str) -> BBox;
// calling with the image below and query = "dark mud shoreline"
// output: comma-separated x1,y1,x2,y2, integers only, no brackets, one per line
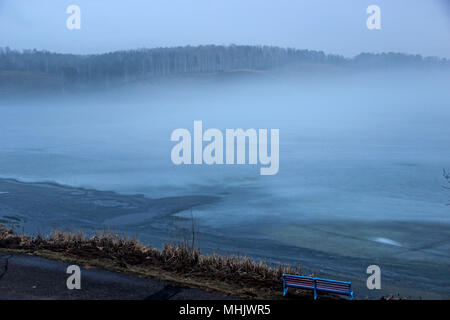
0,177,219,235
0,178,449,299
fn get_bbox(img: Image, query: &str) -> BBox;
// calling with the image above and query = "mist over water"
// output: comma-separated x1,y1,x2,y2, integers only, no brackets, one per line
1,70,449,223
0,0,449,301
1,69,450,297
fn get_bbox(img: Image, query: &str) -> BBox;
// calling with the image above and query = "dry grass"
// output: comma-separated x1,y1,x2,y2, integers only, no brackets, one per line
0,224,309,299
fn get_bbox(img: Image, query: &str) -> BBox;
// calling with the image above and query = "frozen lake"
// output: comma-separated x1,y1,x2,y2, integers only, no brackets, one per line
1,70,449,298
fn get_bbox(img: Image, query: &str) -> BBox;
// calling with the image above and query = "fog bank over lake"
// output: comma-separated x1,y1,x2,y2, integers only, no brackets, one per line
0,68,449,298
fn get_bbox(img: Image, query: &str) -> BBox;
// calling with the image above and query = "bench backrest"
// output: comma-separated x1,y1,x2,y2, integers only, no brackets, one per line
283,275,315,289
314,278,351,294
283,274,352,295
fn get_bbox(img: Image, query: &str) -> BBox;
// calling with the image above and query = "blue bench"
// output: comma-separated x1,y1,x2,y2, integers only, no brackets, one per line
282,274,353,300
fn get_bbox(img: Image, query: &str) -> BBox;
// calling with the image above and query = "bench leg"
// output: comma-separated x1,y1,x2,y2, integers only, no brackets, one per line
283,287,288,296
349,292,354,300
314,288,317,300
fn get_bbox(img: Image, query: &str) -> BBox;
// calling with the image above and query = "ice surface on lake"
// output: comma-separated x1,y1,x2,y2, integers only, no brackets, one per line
0,71,449,298
372,237,402,247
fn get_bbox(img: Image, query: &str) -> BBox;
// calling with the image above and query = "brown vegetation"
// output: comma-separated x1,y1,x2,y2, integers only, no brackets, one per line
0,224,309,299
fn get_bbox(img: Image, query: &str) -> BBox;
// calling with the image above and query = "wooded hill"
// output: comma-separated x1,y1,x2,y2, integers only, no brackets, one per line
0,45,448,90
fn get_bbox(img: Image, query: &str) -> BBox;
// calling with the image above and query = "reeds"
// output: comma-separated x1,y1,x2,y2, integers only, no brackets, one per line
0,224,302,294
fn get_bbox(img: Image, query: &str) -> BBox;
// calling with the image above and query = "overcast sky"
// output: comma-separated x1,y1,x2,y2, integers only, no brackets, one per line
0,0,449,57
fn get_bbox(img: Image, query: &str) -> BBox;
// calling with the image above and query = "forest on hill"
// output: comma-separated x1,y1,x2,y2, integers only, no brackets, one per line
0,45,448,90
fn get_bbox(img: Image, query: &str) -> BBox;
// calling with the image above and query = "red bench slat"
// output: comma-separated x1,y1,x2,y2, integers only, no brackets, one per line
286,283,314,288
317,287,349,291
316,281,350,291
285,278,314,283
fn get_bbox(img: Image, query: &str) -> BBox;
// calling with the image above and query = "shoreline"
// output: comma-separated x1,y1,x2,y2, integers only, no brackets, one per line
0,177,448,299
0,225,310,300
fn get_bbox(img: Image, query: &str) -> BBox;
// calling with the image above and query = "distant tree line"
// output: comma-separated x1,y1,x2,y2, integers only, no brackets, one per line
0,45,448,86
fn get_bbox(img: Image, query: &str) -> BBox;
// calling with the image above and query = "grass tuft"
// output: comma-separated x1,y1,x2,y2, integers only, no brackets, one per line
0,224,306,299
